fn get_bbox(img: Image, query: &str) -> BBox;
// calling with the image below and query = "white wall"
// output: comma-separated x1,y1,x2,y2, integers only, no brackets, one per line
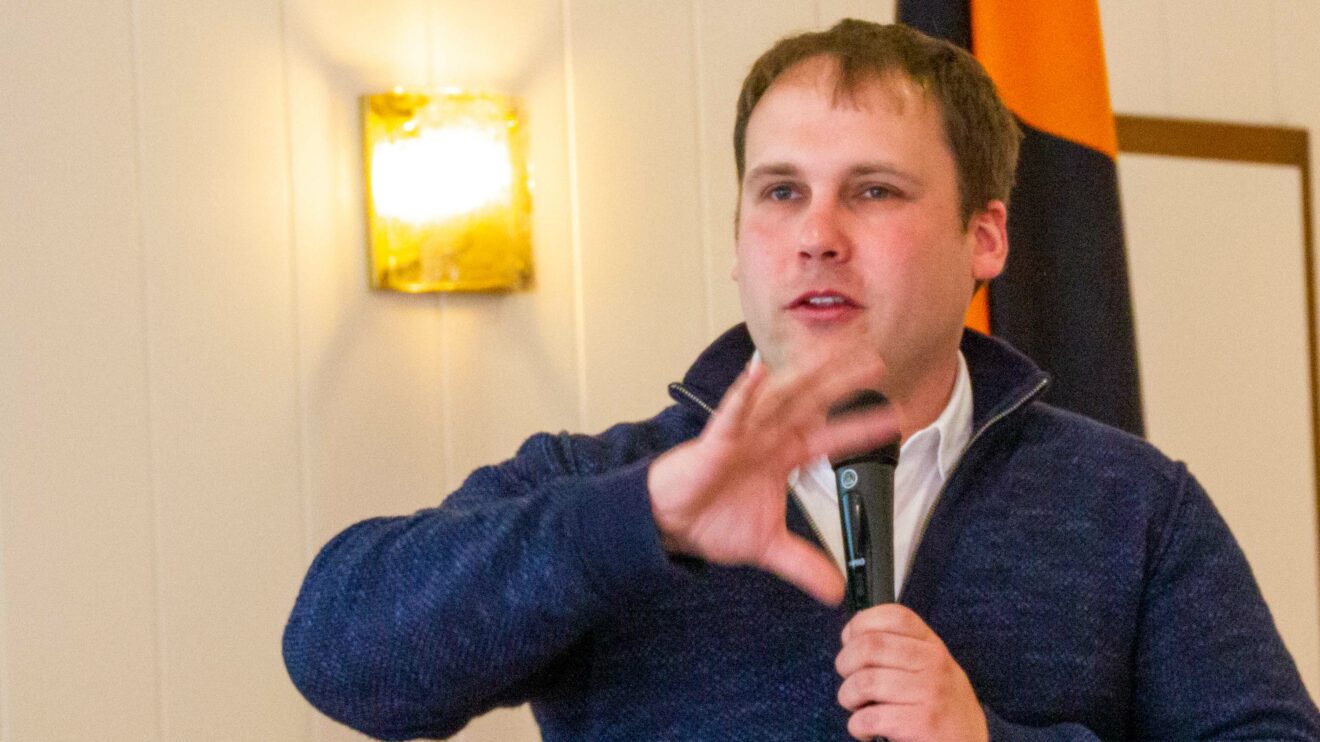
1101,0,1320,701
0,1,1316,740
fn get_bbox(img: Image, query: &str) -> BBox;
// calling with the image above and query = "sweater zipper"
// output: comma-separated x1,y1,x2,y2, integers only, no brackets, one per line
667,382,829,549
902,375,1050,596
959,377,1050,460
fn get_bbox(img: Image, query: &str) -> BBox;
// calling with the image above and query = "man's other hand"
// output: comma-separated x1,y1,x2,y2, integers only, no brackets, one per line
836,604,988,742
646,354,897,604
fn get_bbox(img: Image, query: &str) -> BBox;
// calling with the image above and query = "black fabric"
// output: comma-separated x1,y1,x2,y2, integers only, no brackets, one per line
996,122,1144,436
897,0,971,50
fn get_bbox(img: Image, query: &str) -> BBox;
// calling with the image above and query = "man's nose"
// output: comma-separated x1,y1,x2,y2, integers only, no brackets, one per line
797,200,850,262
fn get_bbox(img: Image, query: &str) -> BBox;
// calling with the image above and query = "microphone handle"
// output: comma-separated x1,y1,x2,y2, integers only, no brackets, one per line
835,459,895,609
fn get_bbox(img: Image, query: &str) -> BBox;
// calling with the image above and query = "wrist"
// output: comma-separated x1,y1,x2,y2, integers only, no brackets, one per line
646,447,693,554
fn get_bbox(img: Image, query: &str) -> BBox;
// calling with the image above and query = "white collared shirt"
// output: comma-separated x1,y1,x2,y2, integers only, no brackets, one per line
788,353,973,598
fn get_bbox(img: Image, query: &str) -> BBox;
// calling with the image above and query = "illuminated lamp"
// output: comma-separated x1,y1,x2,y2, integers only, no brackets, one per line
363,89,532,292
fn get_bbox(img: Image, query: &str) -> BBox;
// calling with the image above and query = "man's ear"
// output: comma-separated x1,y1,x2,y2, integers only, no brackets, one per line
969,199,1009,282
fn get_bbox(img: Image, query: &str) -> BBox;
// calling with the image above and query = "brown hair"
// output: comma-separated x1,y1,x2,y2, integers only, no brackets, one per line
734,19,1021,223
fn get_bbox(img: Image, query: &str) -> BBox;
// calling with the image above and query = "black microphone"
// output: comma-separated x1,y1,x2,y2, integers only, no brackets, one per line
829,391,899,612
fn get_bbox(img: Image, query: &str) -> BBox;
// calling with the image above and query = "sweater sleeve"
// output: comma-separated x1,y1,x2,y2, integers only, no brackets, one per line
978,465,1320,741
1128,466,1320,739
281,431,685,740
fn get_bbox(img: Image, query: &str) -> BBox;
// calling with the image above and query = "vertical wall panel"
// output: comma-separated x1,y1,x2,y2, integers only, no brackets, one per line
135,0,308,737
0,1,160,739
1165,0,1277,122
1275,0,1320,126
695,1,817,340
569,0,708,430
1273,0,1320,410
1098,0,1172,116
282,1,436,739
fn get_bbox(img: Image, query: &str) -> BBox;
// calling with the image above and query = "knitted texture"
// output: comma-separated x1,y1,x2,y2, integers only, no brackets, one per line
284,326,1320,740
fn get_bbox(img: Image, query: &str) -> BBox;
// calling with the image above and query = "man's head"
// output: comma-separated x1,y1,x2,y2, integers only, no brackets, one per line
731,21,1019,409
734,19,1021,225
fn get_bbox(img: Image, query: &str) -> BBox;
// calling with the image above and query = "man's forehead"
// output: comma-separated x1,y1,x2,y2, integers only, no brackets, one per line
764,54,932,116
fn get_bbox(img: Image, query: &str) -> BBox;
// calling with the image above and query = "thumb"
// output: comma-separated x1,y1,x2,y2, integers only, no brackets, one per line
758,531,846,605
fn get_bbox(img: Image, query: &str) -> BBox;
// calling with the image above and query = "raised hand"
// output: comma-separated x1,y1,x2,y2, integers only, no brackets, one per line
646,353,898,604
836,604,988,741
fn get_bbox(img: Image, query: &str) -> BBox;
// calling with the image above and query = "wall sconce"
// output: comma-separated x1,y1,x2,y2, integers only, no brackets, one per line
363,89,533,292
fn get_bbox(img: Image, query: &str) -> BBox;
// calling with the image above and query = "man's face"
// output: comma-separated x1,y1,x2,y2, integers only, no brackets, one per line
734,57,1006,397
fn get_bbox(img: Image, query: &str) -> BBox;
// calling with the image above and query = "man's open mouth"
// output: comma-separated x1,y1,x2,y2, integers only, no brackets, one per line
789,291,860,309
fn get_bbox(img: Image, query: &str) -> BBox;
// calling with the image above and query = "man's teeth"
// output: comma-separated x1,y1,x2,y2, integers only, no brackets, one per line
807,296,845,306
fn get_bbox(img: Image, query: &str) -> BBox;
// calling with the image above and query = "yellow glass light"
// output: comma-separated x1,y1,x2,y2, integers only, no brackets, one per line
363,89,533,292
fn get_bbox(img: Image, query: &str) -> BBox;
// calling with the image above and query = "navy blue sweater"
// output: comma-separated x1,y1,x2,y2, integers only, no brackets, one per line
284,326,1320,740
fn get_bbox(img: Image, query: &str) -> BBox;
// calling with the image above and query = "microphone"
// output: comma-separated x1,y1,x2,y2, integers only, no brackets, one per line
829,391,899,612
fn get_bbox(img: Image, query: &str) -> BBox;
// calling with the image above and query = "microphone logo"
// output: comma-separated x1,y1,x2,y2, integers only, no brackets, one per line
840,468,858,489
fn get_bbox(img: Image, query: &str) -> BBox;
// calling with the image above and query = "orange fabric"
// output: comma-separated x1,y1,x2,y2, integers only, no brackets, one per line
971,0,1117,159
965,284,991,334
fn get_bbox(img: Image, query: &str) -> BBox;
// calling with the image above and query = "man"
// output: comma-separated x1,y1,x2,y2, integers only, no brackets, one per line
284,20,1320,741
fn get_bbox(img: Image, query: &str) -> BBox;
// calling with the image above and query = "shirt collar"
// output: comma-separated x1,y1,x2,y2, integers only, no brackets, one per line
915,351,973,482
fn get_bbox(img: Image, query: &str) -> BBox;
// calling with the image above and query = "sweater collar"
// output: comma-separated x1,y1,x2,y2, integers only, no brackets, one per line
669,323,1051,433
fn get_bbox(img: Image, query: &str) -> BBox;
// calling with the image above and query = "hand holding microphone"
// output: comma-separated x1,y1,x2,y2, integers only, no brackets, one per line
829,396,988,742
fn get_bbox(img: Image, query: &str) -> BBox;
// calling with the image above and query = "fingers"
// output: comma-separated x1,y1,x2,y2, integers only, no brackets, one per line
842,603,936,643
835,606,942,701
842,680,986,742
708,349,889,443
704,353,895,472
765,353,888,426
836,607,989,742
805,405,900,462
756,531,845,605
846,702,923,741
706,362,767,437
837,666,923,711
748,355,896,469
835,628,929,678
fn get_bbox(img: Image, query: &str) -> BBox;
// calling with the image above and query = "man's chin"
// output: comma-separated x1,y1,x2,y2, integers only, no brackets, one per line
772,335,881,372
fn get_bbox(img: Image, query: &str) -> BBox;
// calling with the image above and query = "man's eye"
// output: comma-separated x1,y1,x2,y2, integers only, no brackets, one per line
861,185,895,199
767,185,796,201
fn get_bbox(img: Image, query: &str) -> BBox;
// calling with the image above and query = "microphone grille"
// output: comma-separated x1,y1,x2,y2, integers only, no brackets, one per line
828,390,898,466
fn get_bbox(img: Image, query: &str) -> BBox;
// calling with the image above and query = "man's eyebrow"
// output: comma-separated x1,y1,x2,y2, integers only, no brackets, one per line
743,163,800,180
743,161,921,185
847,163,920,184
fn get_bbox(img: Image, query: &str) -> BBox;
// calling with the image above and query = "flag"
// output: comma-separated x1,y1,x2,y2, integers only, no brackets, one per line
899,0,1145,436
